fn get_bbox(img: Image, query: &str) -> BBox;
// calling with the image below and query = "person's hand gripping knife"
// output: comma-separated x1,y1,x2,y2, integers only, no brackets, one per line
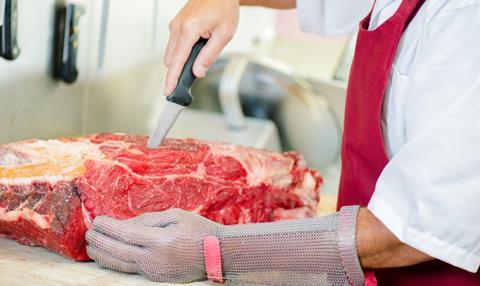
163,0,295,96
86,207,364,285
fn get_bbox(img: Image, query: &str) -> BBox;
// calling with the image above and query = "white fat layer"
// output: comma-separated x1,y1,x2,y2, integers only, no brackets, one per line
0,175,75,185
0,152,30,167
292,173,317,208
0,139,106,185
0,206,54,229
13,139,105,161
2,137,297,189
81,203,93,230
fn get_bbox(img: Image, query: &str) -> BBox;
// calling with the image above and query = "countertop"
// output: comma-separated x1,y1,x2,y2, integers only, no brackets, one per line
0,195,337,286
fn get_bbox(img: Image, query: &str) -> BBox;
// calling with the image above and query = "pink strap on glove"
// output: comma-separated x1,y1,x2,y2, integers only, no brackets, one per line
204,236,224,283
364,271,378,286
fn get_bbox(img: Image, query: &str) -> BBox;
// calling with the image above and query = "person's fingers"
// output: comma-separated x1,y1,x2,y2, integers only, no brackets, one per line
85,229,143,263
164,27,200,96
124,209,197,227
164,19,180,67
124,211,177,227
87,245,138,273
92,212,189,246
92,216,156,246
192,28,233,78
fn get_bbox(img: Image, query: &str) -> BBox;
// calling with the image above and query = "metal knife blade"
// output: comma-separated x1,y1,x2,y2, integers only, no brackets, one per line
148,101,185,148
147,38,207,148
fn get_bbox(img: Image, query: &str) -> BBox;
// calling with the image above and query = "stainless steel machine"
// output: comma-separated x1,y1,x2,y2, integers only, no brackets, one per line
191,54,347,171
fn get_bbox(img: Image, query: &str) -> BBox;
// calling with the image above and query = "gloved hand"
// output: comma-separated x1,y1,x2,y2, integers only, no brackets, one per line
86,207,364,285
86,209,218,282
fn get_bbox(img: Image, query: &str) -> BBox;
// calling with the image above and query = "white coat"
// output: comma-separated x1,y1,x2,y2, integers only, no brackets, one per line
297,0,480,272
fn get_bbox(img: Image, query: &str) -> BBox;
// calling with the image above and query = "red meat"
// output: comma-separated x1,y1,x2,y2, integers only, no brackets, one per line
0,134,321,260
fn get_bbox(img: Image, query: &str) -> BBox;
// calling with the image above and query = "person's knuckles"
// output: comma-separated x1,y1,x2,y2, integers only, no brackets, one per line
217,27,235,41
176,21,201,43
180,18,201,32
168,18,180,32
96,219,145,244
118,227,146,243
128,212,172,227
193,65,208,78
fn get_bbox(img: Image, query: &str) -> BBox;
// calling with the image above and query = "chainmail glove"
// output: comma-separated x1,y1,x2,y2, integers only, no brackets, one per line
86,206,364,285
86,209,219,283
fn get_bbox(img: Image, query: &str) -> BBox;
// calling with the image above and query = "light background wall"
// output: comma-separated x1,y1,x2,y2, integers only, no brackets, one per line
0,1,277,143
0,1,351,144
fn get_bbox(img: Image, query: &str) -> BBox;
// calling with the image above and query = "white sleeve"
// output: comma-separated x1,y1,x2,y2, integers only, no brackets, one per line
296,0,373,36
368,3,480,273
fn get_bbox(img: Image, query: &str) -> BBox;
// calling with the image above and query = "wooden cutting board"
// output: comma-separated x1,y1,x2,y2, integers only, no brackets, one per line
0,238,212,286
0,195,337,286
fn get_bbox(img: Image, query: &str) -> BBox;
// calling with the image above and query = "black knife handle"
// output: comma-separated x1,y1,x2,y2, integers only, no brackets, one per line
1,0,20,60
167,38,207,106
52,4,84,84
62,5,84,83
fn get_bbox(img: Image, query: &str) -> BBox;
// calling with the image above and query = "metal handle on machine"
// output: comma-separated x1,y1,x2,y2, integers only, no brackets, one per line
1,0,20,61
219,55,248,129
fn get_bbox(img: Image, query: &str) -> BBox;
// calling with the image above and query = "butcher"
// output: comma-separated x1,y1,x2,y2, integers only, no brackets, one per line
85,0,480,285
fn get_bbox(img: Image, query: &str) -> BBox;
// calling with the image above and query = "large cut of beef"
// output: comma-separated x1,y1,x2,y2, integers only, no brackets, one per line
0,133,322,261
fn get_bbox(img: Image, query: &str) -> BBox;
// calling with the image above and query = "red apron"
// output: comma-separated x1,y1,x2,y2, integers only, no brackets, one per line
337,0,480,285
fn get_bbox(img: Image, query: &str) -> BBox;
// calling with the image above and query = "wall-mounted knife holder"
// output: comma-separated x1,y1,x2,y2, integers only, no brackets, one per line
0,0,20,60
51,3,84,84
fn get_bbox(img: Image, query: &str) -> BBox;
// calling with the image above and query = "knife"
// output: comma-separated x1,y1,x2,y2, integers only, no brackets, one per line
148,38,207,148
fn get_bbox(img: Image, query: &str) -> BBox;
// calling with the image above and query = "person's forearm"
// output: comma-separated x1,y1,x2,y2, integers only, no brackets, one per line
239,0,296,9
356,208,433,269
